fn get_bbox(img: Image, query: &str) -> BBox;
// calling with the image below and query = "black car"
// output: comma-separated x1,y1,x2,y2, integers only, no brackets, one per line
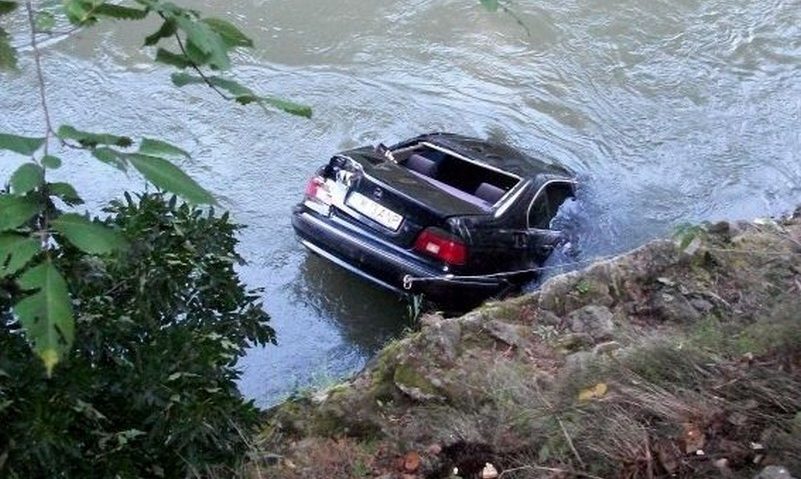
292,132,576,308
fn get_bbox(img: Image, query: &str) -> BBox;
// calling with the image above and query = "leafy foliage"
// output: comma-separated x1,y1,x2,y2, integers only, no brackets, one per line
0,133,45,155
13,260,75,376
0,193,275,477
172,72,313,118
51,213,127,255
0,0,308,377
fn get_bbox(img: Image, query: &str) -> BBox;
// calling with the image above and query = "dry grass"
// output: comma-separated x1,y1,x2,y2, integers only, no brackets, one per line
444,309,801,479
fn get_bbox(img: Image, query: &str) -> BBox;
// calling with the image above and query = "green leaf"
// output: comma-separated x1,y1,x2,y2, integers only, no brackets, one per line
48,182,83,205
0,133,45,155
0,1,17,16
10,163,44,195
127,154,214,204
171,71,205,88
139,138,189,158
92,147,127,171
41,155,62,169
58,124,133,148
0,195,39,231
170,73,312,118
94,3,147,20
261,96,313,119
174,16,230,69
154,48,193,68
63,0,94,25
35,10,56,31
0,233,39,278
0,27,16,70
52,213,127,254
480,0,499,12
14,260,75,376
201,18,253,48
144,19,176,46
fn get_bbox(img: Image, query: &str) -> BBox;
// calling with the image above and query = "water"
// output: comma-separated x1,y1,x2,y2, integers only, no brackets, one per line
1,0,799,407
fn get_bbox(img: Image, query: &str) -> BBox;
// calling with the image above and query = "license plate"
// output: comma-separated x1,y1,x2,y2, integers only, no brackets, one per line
347,192,403,231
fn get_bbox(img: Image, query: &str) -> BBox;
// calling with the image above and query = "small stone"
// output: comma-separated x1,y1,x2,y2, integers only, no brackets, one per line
683,236,703,255
567,305,615,340
690,298,715,313
537,309,562,326
564,351,594,372
652,292,701,323
657,277,676,287
708,221,731,238
593,341,621,355
754,465,796,479
485,320,528,349
481,463,499,479
556,332,593,350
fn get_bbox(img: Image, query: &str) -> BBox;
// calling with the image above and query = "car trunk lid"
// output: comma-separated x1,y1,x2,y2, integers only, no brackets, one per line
322,148,493,247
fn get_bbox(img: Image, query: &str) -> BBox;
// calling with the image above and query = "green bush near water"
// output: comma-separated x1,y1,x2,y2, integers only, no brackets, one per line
0,193,275,477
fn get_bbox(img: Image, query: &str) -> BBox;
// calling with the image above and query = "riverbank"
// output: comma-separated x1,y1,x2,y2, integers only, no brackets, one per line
252,209,801,479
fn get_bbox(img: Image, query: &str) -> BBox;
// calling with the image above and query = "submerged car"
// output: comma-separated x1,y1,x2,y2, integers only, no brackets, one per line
291,132,576,307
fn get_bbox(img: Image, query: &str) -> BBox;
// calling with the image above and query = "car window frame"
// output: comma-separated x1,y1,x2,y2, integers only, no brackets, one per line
525,179,578,230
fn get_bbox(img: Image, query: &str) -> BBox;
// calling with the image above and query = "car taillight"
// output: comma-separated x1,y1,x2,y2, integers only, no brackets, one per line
304,176,332,205
413,227,467,266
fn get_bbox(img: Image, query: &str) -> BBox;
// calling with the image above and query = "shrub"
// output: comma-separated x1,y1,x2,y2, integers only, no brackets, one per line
0,193,275,477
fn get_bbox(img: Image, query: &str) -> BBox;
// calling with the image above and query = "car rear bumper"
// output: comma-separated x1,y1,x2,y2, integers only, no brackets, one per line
291,206,510,304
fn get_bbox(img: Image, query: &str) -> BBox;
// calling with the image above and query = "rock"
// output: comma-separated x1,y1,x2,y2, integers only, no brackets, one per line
393,364,443,402
484,320,528,349
428,320,462,362
683,236,703,255
567,305,615,340
564,351,595,372
556,332,593,351
754,465,796,479
708,221,731,239
652,292,701,323
536,309,562,326
481,462,499,479
420,313,445,328
593,341,621,355
689,298,715,313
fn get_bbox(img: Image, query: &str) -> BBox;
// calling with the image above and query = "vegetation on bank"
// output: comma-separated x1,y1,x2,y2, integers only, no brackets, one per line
1,1,305,475
1,193,277,476
257,213,801,478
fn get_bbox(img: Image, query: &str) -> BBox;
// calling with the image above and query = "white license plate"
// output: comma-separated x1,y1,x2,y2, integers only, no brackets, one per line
347,192,403,231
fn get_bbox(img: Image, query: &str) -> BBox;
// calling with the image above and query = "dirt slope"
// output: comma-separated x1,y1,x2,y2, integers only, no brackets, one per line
254,211,801,479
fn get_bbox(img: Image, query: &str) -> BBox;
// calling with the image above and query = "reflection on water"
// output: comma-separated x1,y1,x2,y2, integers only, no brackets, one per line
1,0,799,406
238,253,410,403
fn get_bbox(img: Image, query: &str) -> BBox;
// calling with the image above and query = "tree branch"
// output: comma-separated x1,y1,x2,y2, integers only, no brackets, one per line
25,1,54,251
25,1,55,155
163,14,231,101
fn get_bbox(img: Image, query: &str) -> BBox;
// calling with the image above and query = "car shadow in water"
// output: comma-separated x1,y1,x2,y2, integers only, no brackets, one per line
289,253,412,356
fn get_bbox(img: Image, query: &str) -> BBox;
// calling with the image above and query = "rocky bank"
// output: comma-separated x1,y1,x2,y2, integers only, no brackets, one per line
254,210,801,479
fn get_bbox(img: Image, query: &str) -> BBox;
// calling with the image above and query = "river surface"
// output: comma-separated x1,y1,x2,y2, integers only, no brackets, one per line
1,0,799,407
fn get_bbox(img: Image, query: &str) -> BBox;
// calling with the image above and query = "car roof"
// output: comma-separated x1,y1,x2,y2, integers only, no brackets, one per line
399,132,574,180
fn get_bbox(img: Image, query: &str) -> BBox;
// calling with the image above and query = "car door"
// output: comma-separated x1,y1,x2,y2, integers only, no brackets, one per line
525,180,576,260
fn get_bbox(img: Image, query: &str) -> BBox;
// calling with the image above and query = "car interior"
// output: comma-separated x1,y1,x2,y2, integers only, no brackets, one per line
395,143,521,207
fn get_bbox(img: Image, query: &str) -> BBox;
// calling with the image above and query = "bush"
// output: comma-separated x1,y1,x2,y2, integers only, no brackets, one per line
0,193,275,478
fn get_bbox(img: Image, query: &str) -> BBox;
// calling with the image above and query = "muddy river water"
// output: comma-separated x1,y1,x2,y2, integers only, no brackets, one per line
1,0,799,406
